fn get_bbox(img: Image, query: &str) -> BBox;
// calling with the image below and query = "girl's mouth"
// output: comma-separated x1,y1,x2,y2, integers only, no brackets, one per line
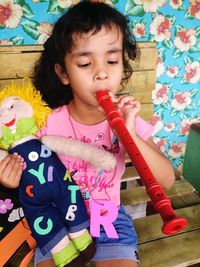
3,117,16,127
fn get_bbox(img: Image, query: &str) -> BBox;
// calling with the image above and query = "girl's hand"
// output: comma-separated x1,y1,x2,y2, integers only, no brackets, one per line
0,153,25,188
110,93,141,134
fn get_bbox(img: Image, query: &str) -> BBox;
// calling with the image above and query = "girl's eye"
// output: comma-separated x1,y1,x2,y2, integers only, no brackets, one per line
108,60,118,64
10,104,14,109
78,63,91,68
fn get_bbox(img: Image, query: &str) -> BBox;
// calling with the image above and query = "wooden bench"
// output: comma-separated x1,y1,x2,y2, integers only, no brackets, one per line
0,43,200,267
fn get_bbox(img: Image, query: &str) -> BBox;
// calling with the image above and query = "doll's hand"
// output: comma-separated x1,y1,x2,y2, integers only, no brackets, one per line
110,93,141,133
0,152,25,188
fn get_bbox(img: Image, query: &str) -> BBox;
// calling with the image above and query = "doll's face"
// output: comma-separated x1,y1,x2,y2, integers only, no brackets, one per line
0,96,33,135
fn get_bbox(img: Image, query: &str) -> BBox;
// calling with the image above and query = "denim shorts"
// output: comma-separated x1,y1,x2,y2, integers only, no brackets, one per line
34,205,139,265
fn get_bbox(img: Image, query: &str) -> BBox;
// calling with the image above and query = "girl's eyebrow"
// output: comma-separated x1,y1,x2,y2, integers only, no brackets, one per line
107,48,122,54
71,48,122,58
71,51,91,57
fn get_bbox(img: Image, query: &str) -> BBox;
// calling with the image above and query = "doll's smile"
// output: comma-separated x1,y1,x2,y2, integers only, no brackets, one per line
3,116,16,127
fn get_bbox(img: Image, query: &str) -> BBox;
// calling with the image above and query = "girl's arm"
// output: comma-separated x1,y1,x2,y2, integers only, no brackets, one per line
111,94,175,189
130,134,175,189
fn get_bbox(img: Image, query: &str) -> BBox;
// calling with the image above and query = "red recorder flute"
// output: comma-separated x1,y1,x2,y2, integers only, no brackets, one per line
96,90,187,235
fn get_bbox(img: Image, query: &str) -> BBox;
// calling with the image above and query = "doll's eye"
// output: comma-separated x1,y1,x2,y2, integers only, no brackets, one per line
9,98,19,109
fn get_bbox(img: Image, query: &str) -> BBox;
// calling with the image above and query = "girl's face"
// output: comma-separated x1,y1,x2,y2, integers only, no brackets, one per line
55,25,123,109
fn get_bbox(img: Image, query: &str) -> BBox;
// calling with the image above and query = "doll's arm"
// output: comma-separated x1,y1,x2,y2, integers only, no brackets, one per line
41,135,116,170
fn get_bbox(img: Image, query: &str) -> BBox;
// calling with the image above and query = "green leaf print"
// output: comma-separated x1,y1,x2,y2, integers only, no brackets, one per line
48,0,64,15
10,36,24,45
165,15,175,24
195,26,200,38
22,3,34,19
185,10,195,20
174,25,183,36
125,0,144,17
189,43,200,53
111,0,119,4
173,48,183,58
184,55,193,64
14,0,25,5
21,20,40,40
148,33,155,42
163,39,173,49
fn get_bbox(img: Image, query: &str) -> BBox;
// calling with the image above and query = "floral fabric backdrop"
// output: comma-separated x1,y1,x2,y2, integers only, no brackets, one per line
0,0,200,169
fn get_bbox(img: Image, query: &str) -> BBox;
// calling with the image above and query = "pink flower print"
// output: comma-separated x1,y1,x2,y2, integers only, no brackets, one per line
0,39,13,45
153,137,167,153
136,0,167,13
152,83,169,105
169,143,186,158
171,92,192,110
166,66,179,78
0,0,23,29
150,15,172,42
36,22,53,44
169,0,183,9
184,62,200,84
0,2,11,25
174,28,196,52
133,23,146,38
156,56,165,77
158,19,170,34
180,118,199,135
0,199,13,214
189,0,200,19
150,115,160,126
157,54,162,65
150,114,164,134
165,122,176,132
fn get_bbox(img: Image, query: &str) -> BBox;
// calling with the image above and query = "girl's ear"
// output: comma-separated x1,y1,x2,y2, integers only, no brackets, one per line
54,63,69,85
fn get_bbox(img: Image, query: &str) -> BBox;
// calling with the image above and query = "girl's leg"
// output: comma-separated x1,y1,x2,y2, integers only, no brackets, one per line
95,259,139,267
36,258,55,267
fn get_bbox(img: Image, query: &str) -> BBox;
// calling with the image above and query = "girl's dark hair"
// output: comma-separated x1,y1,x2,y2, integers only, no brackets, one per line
33,1,137,109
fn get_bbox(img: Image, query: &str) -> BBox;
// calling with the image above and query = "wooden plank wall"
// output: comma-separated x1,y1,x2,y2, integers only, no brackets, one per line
0,42,157,121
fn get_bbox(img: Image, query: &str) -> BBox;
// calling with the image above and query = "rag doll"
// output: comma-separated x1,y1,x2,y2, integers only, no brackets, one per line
0,80,116,267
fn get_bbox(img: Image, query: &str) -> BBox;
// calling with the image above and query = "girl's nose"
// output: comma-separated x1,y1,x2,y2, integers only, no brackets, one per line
94,66,108,81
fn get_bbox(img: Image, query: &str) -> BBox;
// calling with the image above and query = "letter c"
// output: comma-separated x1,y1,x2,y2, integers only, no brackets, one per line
33,216,53,235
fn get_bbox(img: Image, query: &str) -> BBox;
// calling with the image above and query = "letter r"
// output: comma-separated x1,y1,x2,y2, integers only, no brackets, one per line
90,200,118,238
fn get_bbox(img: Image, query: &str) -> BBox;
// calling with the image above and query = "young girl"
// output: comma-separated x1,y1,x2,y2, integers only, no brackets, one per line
0,1,175,267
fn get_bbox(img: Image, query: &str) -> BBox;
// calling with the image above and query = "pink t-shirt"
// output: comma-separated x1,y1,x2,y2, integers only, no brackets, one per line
38,105,153,211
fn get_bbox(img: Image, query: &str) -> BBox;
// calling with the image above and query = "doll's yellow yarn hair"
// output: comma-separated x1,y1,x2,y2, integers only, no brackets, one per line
0,78,51,129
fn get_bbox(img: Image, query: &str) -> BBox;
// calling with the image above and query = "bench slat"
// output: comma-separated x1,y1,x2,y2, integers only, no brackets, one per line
121,179,200,208
139,228,200,267
135,204,200,243
122,165,140,182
